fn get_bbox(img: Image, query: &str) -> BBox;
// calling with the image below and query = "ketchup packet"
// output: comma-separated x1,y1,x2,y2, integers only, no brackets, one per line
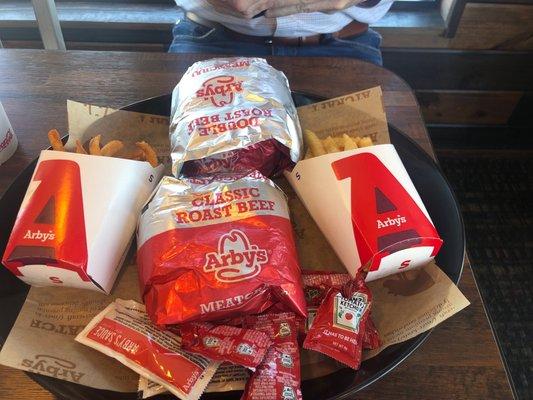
300,270,351,339
180,323,272,371
363,316,381,350
302,270,351,306
137,172,307,326
242,313,302,400
303,275,372,370
170,57,302,177
75,299,219,400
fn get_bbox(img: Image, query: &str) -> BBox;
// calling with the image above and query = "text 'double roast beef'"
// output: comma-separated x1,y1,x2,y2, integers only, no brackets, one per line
137,172,307,326
170,57,302,177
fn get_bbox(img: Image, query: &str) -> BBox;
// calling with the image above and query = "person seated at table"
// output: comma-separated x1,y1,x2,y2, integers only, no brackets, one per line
169,0,394,66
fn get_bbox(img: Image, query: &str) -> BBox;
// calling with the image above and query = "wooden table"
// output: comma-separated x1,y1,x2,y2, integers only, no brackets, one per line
0,50,513,400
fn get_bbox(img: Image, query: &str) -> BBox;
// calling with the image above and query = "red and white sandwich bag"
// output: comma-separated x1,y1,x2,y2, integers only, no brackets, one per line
137,172,307,326
2,150,163,292
286,144,443,281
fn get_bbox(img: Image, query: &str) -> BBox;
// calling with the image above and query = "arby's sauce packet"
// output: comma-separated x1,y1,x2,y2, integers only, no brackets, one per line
137,172,307,326
75,299,219,400
139,362,248,398
303,275,372,370
180,323,272,371
242,313,302,400
170,57,302,177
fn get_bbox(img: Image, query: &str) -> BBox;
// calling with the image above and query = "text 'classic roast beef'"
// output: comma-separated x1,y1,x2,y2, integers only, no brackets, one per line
169,57,302,177
137,172,307,326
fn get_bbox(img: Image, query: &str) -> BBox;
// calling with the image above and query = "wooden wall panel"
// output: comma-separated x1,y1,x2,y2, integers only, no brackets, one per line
379,28,450,49
450,3,533,50
417,90,523,124
379,3,533,50
382,49,533,91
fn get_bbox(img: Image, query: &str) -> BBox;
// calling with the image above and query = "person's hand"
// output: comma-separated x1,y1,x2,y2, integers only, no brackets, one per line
207,0,274,19
265,0,364,17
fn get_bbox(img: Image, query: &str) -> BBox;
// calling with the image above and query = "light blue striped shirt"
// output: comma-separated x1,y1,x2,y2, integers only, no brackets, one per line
175,1,393,37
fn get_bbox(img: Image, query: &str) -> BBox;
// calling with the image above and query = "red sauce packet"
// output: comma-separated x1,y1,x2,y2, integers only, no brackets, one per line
302,271,380,349
242,312,302,400
301,270,351,307
75,299,218,400
363,316,381,350
180,323,272,371
303,275,372,370
299,270,351,342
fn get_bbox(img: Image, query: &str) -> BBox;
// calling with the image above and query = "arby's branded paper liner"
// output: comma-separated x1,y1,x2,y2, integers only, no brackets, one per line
2,150,163,292
289,87,442,281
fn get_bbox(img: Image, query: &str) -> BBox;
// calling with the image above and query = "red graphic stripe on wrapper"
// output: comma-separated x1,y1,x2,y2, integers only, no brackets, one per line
137,173,307,327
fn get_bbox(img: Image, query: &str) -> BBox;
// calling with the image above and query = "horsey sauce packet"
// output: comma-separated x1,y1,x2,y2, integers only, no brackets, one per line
0,263,141,391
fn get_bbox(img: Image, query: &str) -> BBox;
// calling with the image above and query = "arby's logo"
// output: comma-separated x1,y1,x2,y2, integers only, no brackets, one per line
21,354,85,383
196,75,244,107
203,230,268,283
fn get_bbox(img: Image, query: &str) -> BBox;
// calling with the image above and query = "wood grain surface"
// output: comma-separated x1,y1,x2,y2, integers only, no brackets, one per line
450,3,533,51
0,50,513,400
417,90,523,125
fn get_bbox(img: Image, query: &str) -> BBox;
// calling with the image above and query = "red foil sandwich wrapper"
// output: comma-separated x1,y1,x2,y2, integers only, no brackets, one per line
180,323,272,371
303,274,372,370
137,171,307,326
170,57,302,177
242,312,302,400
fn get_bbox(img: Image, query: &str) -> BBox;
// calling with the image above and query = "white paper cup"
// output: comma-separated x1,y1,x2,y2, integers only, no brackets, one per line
0,101,18,165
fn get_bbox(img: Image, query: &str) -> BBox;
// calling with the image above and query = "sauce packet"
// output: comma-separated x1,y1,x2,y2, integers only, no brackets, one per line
303,275,372,370
180,323,272,371
242,312,302,400
75,299,219,400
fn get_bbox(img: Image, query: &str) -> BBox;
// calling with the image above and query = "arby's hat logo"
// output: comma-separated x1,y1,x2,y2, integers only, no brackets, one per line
203,230,268,283
195,75,244,107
